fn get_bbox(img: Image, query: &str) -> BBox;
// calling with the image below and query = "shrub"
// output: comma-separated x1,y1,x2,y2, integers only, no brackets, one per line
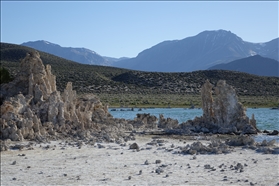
0,66,12,84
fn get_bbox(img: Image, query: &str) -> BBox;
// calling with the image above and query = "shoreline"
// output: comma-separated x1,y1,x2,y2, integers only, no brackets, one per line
1,134,278,186
108,106,278,109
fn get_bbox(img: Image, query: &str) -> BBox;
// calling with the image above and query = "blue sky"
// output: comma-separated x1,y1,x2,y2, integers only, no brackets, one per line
1,1,278,58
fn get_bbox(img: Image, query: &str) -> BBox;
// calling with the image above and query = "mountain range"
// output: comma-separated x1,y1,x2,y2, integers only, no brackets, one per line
114,30,278,72
21,40,126,66
20,29,278,75
1,42,279,100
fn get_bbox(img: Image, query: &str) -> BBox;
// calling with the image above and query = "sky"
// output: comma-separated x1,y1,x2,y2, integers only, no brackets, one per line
1,1,278,58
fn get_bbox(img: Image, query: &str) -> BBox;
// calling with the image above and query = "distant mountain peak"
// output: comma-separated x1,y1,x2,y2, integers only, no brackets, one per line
21,40,109,66
198,29,232,35
196,29,241,40
42,40,50,44
115,30,278,72
22,40,61,47
21,40,129,66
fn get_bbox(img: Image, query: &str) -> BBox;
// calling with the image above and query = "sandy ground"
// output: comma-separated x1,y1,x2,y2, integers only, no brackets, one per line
1,135,278,186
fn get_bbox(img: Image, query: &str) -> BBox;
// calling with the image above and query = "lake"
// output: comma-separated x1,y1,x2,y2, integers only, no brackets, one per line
109,107,279,142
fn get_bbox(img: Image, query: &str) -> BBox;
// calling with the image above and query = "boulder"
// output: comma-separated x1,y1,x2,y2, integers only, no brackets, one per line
129,143,139,150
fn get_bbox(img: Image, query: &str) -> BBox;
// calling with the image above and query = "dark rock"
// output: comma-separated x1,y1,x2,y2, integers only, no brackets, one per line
235,163,244,170
263,130,270,134
155,168,164,174
155,160,162,164
97,144,105,148
268,130,279,135
129,143,139,150
160,164,168,168
144,160,149,165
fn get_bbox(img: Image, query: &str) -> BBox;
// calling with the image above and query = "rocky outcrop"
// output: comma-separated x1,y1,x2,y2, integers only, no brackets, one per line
0,51,129,142
122,80,260,135
0,51,56,102
181,139,233,155
128,113,158,130
179,80,259,134
158,114,179,129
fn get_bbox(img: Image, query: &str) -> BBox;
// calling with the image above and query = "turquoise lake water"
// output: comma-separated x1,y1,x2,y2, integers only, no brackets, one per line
109,107,279,142
109,108,278,131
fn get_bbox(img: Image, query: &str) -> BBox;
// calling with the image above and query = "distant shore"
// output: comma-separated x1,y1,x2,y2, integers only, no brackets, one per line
97,94,279,109
107,106,278,109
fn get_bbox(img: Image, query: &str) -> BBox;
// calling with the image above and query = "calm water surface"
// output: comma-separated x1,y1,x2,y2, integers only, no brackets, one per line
109,107,279,142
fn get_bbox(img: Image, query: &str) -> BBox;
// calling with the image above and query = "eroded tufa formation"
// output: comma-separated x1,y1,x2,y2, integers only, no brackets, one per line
0,51,124,142
0,51,260,143
180,80,259,134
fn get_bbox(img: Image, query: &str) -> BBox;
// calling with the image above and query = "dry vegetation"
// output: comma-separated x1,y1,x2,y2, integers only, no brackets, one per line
1,42,279,108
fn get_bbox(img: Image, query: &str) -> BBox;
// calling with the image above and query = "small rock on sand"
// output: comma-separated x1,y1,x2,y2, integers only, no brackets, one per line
129,143,139,150
144,160,149,165
155,168,164,174
155,160,162,164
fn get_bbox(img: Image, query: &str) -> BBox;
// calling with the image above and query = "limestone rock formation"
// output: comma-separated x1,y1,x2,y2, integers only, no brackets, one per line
128,113,158,130
181,139,232,155
0,51,56,103
0,51,128,142
179,80,259,134
158,114,179,129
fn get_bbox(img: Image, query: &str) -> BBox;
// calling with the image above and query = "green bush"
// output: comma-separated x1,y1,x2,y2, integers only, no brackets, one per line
0,66,12,84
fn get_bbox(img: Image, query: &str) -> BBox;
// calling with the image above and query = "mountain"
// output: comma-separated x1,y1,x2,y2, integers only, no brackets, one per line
1,42,130,92
208,55,279,77
21,40,113,66
114,30,278,72
102,56,130,64
1,42,279,107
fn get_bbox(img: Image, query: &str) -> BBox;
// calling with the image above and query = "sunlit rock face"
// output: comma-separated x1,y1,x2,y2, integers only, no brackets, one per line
0,51,117,142
195,80,259,134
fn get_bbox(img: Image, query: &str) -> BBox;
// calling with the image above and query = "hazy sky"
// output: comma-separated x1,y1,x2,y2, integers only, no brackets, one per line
1,1,278,58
